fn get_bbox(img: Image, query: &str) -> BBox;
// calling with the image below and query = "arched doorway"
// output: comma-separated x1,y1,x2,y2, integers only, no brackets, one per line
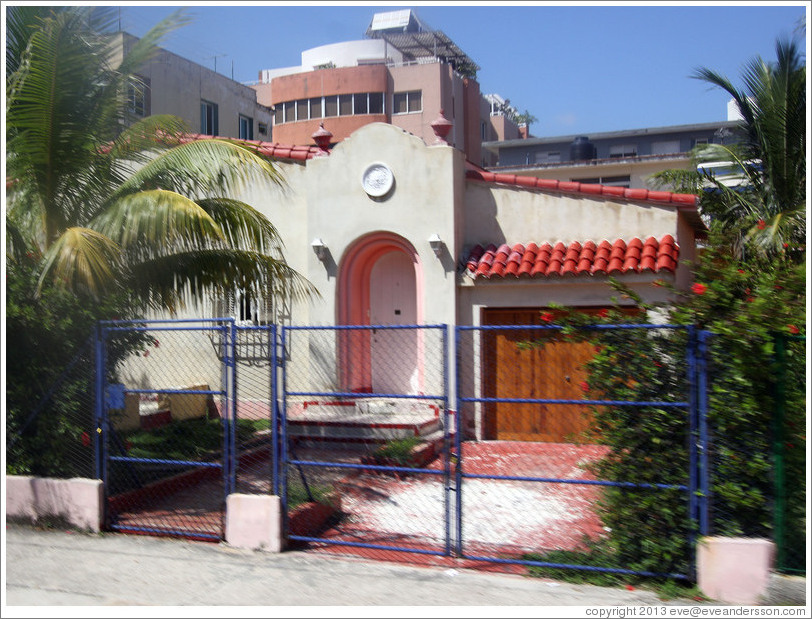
337,233,423,394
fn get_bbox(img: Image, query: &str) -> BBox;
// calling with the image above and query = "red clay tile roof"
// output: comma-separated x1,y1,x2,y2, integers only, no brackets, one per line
465,166,698,207
464,236,679,279
177,133,322,161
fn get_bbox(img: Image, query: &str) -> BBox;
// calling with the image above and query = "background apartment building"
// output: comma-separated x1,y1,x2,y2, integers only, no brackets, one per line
250,9,522,167
112,32,273,141
483,119,744,190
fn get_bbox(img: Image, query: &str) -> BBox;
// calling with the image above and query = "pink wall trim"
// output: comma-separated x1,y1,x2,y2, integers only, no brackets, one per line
337,232,423,391
697,536,775,604
225,494,283,552
6,475,104,532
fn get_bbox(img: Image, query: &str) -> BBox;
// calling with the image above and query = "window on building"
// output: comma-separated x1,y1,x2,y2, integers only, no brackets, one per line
338,94,353,116
368,92,384,114
535,151,561,164
309,97,322,120
692,138,709,148
393,90,422,114
273,92,387,123
353,93,368,115
258,122,268,136
284,101,295,123
201,100,219,136
573,175,631,187
324,95,338,117
296,99,308,121
652,140,680,156
609,144,637,158
408,90,422,113
239,115,253,140
127,77,150,117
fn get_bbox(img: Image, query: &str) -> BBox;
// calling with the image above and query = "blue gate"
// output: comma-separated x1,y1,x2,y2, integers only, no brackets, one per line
455,323,710,580
280,324,453,559
96,319,237,541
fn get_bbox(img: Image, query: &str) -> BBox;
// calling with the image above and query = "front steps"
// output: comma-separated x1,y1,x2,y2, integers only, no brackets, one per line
286,398,447,446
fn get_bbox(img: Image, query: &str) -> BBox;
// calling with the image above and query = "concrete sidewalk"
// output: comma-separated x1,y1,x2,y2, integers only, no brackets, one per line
4,524,808,611
4,524,714,610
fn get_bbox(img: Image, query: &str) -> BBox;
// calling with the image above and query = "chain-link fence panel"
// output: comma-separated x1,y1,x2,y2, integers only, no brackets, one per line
456,324,696,581
7,337,96,480
102,320,233,541
281,325,452,561
232,325,279,496
706,332,807,576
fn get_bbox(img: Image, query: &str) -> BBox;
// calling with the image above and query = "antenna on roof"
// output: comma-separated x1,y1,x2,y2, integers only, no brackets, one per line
208,54,227,74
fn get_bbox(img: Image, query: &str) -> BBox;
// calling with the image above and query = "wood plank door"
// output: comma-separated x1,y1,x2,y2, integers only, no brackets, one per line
482,308,597,442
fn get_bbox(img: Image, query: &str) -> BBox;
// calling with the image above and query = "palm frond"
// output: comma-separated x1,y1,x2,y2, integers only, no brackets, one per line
127,249,319,313
196,197,288,255
113,138,286,201
90,189,225,257
37,227,122,298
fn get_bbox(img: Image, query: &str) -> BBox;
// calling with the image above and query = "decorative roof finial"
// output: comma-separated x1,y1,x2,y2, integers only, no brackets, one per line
430,109,453,145
312,122,333,156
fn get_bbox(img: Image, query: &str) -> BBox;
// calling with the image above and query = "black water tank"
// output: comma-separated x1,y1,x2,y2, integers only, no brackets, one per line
570,136,597,161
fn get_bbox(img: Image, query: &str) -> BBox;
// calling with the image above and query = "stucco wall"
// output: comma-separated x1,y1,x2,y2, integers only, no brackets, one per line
6,476,104,532
463,181,682,251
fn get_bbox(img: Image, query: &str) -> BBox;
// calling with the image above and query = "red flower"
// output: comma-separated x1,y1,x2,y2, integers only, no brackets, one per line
597,308,609,318
757,219,766,230
788,325,800,335
625,585,635,591
153,339,160,347
143,350,150,357
691,283,707,295
579,381,589,393
81,432,91,447
540,312,555,323
737,269,745,274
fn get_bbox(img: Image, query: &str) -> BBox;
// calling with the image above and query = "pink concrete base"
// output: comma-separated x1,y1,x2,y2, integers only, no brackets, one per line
5,476,104,532
225,494,283,552
697,536,775,605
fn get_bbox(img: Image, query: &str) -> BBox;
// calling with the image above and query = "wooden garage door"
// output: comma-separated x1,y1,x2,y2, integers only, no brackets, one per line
482,308,599,443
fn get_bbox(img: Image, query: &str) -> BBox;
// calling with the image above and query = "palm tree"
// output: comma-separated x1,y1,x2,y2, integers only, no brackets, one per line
689,36,806,260
6,6,314,314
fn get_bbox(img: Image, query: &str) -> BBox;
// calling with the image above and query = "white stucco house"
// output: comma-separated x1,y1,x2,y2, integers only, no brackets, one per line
126,114,703,442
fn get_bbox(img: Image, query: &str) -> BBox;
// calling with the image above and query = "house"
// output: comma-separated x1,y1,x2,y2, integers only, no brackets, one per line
250,9,522,167
162,116,703,442
110,32,273,140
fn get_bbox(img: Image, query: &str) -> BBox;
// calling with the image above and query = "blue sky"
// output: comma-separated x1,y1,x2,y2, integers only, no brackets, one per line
120,2,808,137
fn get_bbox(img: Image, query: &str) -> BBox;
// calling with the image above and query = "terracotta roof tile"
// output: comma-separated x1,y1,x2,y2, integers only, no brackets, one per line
465,168,699,208
180,133,323,161
465,236,680,279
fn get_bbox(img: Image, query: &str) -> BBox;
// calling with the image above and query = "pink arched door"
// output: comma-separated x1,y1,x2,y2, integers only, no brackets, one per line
369,250,418,394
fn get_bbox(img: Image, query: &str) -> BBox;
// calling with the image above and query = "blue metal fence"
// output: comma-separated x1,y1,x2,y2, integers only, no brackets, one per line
280,324,452,557
96,318,236,541
454,323,710,580
90,318,712,578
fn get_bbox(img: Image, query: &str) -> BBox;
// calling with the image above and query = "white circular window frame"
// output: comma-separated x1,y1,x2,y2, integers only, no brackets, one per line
361,162,395,198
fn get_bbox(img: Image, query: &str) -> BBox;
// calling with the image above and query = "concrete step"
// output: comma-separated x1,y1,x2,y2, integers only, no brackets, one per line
286,398,446,445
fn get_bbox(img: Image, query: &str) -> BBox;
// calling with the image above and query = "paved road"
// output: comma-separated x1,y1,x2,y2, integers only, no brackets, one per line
4,523,717,610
